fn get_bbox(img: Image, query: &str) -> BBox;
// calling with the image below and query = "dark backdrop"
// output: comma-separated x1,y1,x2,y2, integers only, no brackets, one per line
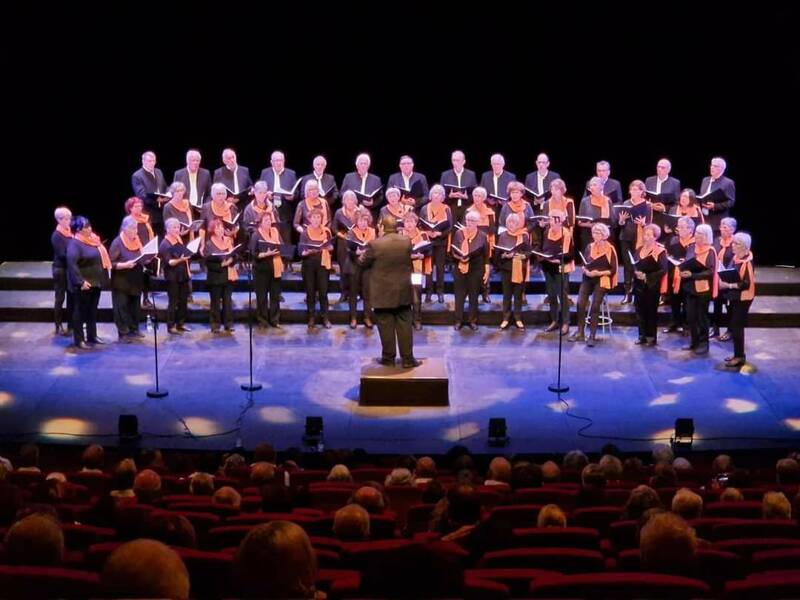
6,3,797,264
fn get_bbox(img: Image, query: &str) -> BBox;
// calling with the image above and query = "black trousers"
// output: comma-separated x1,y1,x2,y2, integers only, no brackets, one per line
543,268,570,325
166,279,189,327
501,271,526,322
453,265,482,324
619,239,636,292
209,282,233,329
72,287,101,344
729,299,752,359
336,239,351,299
669,287,688,327
349,264,372,321
52,267,73,328
411,283,422,324
685,293,711,349
712,296,729,329
425,244,446,296
635,284,660,340
254,267,281,325
374,305,414,361
576,278,607,335
112,289,141,335
302,260,330,320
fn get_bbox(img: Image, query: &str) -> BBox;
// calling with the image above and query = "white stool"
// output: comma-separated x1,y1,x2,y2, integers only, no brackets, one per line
585,294,613,336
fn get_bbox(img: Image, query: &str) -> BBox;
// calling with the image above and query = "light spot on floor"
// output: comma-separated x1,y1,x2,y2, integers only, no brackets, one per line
668,376,695,385
125,374,152,386
724,398,759,414
650,394,678,406
259,406,297,424
442,422,480,442
49,366,77,376
604,371,626,380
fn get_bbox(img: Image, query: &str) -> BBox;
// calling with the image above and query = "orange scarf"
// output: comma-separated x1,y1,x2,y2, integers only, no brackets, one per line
548,197,575,228
546,227,575,275
132,212,154,241
590,241,617,289
258,226,283,278
168,197,193,222
672,236,695,293
387,204,407,219
717,236,733,267
352,226,375,244
304,198,328,225
507,198,527,214
426,202,447,223
590,194,610,219
56,225,72,238
211,235,238,282
693,245,718,297
734,252,756,301
166,233,191,277
458,230,477,274
639,243,668,294
629,199,648,249
211,200,233,222
76,231,112,270
407,230,432,274
120,232,142,252
307,226,332,269
507,227,529,283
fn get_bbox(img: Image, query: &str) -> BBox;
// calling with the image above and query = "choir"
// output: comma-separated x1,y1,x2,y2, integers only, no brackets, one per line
52,149,752,370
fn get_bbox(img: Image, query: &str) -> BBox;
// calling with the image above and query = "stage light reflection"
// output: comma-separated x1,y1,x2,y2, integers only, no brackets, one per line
180,417,220,436
259,406,297,424
724,398,758,414
668,376,695,385
442,422,480,442
547,399,574,412
784,418,800,431
753,352,774,361
125,374,152,386
604,371,626,380
649,394,678,406
0,391,13,407
41,418,92,438
49,366,77,376
11,330,30,338
651,427,703,441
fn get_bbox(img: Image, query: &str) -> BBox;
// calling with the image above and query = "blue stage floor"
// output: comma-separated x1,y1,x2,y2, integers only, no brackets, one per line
0,322,798,455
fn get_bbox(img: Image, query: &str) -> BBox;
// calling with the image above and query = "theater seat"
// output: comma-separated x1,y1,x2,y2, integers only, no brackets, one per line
711,519,800,541
571,506,623,536
529,571,711,598
173,547,233,599
725,571,800,599
478,547,605,573
511,526,600,550
0,565,99,599
751,547,800,572
465,568,560,597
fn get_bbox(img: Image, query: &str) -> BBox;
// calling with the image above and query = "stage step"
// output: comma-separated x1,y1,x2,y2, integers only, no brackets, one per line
1,289,798,328
2,261,799,296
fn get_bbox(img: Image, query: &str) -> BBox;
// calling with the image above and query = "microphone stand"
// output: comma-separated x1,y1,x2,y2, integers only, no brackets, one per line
241,250,262,392
548,249,570,394
146,288,168,398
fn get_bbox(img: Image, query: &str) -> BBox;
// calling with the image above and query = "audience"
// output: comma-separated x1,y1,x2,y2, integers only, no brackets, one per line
101,539,190,599
145,512,197,549
213,485,242,510
484,457,512,486
234,521,318,599
414,456,437,484
110,458,137,498
640,512,698,576
16,443,41,473
622,485,663,520
333,504,370,541
762,490,792,519
385,467,414,487
326,463,353,482
671,487,703,520
3,513,64,566
80,444,104,472
537,503,567,528
350,485,387,514
189,471,215,496
133,469,162,504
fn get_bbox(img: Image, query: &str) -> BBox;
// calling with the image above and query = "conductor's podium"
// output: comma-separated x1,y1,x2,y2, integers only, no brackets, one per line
359,357,449,406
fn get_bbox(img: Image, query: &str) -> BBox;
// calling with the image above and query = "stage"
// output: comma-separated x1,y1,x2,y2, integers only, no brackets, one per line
0,320,798,456
0,260,798,455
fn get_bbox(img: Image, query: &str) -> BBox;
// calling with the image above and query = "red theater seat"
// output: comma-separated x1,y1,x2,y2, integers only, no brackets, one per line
0,565,99,599
478,547,605,573
725,571,800,598
511,526,600,550
530,572,711,598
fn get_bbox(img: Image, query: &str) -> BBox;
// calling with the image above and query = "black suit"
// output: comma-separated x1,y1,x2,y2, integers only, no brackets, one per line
361,232,415,363
213,165,253,196
259,167,299,240
645,175,682,229
582,178,624,205
341,172,384,216
699,175,736,232
298,172,340,205
440,168,478,223
479,170,517,199
173,167,212,207
387,172,430,209
524,170,561,213
131,167,167,226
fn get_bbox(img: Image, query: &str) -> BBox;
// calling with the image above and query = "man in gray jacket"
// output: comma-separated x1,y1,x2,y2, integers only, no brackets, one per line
360,215,421,368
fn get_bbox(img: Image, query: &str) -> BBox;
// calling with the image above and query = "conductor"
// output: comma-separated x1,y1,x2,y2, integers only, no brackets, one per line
360,215,421,368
